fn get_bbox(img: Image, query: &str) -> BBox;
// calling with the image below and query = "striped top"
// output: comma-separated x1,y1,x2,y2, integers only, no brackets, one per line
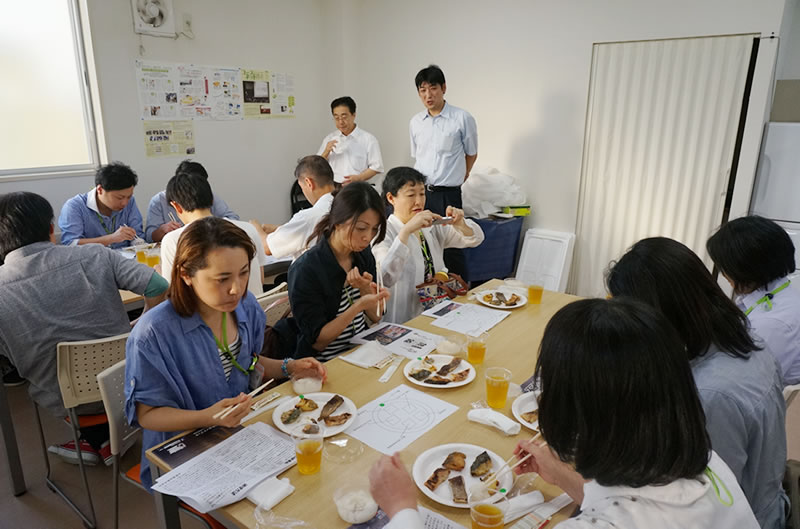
218,335,242,381
319,284,367,361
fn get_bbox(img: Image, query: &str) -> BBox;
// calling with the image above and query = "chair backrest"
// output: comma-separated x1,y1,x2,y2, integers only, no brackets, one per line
56,333,130,409
97,359,140,456
265,296,291,328
263,282,288,297
255,291,288,312
785,384,800,408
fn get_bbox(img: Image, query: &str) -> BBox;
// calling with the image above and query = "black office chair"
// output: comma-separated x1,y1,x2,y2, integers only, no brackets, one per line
290,181,312,214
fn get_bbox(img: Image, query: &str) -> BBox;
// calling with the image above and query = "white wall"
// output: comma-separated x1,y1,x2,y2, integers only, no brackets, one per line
777,0,800,79
0,0,333,225
341,0,787,234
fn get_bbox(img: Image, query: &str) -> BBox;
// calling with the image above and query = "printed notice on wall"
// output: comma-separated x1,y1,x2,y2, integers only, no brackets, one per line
136,61,179,119
270,72,296,117
143,120,195,157
242,69,273,119
176,65,242,120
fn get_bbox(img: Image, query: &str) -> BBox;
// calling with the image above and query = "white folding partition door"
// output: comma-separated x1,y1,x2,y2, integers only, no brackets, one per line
571,34,757,297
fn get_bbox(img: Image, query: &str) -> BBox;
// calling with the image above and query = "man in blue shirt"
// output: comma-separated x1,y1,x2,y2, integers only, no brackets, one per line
145,160,239,242
58,162,145,248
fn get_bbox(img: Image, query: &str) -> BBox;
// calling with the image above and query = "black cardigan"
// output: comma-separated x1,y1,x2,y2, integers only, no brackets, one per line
287,235,376,359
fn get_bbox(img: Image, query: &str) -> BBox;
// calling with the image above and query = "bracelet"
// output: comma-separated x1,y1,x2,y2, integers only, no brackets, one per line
281,358,291,378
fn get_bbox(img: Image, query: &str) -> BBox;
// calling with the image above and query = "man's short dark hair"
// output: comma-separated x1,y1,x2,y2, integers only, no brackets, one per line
415,65,446,89
0,192,53,261
535,297,710,488
175,159,209,180
95,162,138,191
331,97,356,114
294,155,334,186
382,167,426,201
707,215,796,293
166,171,214,212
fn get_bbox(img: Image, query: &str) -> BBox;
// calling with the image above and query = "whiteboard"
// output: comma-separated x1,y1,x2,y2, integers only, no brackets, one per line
515,229,575,293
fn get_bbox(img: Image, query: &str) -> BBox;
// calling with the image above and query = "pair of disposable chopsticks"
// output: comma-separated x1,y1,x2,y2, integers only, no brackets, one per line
168,212,179,224
483,432,543,484
375,262,386,318
212,378,274,420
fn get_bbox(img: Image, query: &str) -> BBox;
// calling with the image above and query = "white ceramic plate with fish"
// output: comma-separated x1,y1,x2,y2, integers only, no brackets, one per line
403,354,475,388
272,392,356,437
476,289,527,309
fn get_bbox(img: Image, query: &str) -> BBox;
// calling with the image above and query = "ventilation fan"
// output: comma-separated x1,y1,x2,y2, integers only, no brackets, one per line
132,0,176,37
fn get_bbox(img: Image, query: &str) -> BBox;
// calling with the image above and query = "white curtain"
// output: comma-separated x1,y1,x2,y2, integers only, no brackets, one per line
571,34,756,297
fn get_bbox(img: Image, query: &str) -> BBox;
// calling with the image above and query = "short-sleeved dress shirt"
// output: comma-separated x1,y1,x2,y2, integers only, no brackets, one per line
409,102,477,187
317,126,383,183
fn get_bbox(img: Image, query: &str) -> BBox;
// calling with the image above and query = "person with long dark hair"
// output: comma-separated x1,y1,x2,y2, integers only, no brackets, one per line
288,182,390,361
708,215,800,385
606,237,787,529
125,217,325,489
510,298,759,527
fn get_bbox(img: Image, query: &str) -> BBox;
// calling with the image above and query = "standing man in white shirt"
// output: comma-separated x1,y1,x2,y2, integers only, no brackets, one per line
250,155,336,261
409,65,478,276
318,97,384,186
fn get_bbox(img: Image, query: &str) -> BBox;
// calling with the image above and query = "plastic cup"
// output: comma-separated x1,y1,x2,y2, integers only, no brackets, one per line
291,376,323,395
145,249,160,268
467,332,489,365
135,249,147,263
332,483,378,523
436,334,467,357
527,283,544,305
485,367,511,409
469,490,508,529
293,430,323,475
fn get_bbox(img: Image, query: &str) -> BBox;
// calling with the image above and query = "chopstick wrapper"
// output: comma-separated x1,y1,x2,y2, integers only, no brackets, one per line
467,409,521,435
505,490,546,523
247,477,294,510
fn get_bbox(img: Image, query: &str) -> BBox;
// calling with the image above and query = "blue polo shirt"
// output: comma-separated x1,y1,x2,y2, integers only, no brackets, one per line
124,292,266,490
58,188,144,248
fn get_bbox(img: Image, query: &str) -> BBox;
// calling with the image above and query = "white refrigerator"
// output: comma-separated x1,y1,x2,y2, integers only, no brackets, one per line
752,122,800,282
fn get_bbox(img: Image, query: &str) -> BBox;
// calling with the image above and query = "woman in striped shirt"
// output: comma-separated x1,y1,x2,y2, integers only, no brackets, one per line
288,182,390,361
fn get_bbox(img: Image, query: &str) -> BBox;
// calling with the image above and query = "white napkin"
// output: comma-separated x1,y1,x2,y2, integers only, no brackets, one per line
246,477,294,510
468,409,521,435
505,490,545,523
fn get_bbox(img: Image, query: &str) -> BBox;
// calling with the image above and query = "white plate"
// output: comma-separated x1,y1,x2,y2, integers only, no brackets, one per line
403,354,476,388
476,289,527,310
511,391,539,431
412,443,513,508
272,392,356,437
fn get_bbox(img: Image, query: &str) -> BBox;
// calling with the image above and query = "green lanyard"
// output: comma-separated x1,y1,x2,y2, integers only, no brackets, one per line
704,466,733,506
744,280,791,316
94,211,117,234
418,231,435,281
212,312,257,374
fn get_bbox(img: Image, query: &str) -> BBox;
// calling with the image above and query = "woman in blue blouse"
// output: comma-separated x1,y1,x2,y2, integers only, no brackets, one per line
125,217,325,489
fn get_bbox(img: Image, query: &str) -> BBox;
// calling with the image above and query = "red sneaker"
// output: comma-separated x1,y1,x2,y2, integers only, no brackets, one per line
48,440,101,466
99,441,114,467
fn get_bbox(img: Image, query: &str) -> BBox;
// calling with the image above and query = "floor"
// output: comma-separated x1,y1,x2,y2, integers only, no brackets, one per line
0,383,209,529
2,382,800,529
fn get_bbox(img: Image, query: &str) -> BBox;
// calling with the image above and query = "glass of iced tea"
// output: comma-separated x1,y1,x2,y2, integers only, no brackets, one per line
145,249,160,268
469,490,508,529
527,283,544,304
467,332,489,365
293,429,323,475
135,248,147,263
485,367,511,409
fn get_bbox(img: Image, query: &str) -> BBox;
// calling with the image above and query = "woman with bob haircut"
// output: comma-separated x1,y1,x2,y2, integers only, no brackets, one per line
606,237,787,529
288,182,390,361
125,217,325,489
707,215,800,385
512,298,759,528
373,167,484,323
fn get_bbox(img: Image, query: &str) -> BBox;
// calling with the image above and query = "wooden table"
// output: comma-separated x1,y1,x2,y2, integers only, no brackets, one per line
147,280,579,528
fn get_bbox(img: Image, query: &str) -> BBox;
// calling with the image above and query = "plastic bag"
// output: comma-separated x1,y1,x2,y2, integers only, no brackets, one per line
462,166,527,218
254,506,317,529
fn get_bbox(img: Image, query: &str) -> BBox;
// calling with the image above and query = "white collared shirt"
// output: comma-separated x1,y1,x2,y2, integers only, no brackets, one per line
737,276,800,385
564,452,759,529
317,126,383,183
409,102,477,187
266,192,334,260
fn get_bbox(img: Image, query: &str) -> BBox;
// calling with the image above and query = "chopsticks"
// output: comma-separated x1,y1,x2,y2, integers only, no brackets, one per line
376,262,386,318
212,378,274,420
482,432,543,485
168,212,179,224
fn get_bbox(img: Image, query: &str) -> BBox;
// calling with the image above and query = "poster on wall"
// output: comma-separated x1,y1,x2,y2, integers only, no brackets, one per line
143,120,196,157
176,65,242,120
270,72,296,116
136,61,179,119
242,69,273,119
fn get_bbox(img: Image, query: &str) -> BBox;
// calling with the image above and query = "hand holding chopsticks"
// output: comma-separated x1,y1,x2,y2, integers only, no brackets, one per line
212,378,274,421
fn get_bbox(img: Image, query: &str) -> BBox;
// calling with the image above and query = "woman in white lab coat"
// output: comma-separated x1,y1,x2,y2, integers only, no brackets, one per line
373,167,484,324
